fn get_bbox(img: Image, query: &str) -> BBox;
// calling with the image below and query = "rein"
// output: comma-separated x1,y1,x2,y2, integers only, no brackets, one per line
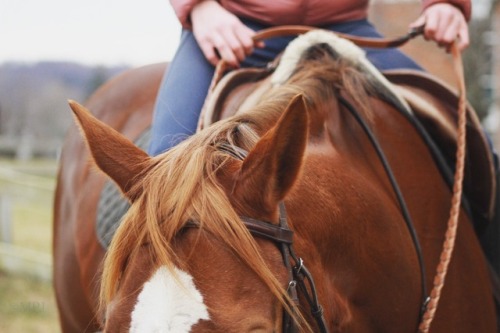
252,25,425,48
417,41,467,333
205,27,468,332
206,25,425,93
337,95,429,318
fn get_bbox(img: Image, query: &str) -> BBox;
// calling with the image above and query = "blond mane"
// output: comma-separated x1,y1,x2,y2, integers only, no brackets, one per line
100,45,382,331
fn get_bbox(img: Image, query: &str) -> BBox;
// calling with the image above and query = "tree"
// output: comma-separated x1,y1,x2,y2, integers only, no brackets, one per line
85,66,109,99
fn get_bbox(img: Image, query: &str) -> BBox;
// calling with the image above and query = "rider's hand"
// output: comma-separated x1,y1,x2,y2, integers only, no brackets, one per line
410,3,469,52
190,0,263,67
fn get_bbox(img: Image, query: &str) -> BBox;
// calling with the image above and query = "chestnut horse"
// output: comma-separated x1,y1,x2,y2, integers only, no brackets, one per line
54,31,497,332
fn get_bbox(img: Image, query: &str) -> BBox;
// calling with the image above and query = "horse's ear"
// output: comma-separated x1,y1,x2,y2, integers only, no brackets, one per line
69,100,151,201
237,94,309,212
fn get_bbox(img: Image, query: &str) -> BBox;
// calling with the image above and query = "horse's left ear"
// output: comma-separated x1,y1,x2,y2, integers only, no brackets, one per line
236,94,309,212
69,100,152,201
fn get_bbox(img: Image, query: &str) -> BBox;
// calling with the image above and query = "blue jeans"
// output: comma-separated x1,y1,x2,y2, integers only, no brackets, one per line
148,18,421,155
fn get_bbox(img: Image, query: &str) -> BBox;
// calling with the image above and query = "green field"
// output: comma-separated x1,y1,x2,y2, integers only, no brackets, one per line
0,158,60,332
0,270,59,333
0,158,55,252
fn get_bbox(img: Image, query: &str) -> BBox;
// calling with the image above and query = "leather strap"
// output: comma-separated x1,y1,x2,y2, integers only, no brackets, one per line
417,41,468,333
252,25,425,48
240,216,294,244
184,218,294,244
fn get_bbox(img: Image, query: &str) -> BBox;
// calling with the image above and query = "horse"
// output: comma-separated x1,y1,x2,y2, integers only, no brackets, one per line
53,30,497,332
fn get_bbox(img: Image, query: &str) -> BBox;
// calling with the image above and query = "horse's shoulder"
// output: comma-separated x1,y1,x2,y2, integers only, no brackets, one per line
385,69,496,226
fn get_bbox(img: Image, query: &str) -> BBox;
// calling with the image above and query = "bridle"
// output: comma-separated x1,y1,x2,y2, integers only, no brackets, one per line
184,197,328,333
183,142,328,332
217,143,329,333
242,203,329,333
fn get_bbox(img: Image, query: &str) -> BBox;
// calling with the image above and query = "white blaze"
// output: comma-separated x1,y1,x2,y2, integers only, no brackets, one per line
130,266,210,333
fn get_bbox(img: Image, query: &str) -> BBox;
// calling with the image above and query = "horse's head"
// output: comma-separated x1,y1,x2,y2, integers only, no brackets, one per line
69,91,310,332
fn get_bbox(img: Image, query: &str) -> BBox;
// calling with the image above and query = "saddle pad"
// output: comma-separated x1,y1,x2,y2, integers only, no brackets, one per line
96,128,151,249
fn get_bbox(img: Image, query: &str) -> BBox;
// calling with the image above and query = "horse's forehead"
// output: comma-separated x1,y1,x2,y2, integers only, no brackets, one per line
129,265,210,333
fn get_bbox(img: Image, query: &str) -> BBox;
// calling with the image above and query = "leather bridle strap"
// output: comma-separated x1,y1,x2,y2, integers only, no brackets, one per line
240,216,294,244
216,143,328,332
276,203,329,333
338,94,429,321
254,203,329,333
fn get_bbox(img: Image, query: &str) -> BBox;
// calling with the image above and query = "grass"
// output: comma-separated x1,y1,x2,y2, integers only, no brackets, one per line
0,158,60,332
11,195,54,253
0,158,56,253
0,270,60,333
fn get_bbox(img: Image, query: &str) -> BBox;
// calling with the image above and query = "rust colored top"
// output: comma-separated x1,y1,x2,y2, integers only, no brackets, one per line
170,0,471,29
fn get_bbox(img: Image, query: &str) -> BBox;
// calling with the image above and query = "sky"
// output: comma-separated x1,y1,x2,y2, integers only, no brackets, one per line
0,0,494,67
1,0,181,66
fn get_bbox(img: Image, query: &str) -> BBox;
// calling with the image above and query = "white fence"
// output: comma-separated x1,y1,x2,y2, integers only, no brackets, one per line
1,195,12,243
0,242,52,282
0,164,54,281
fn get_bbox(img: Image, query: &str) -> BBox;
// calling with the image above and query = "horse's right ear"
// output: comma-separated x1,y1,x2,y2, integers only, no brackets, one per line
235,94,309,214
69,100,151,201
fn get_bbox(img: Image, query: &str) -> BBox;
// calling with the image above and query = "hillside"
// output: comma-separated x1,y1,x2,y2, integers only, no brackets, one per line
0,62,128,159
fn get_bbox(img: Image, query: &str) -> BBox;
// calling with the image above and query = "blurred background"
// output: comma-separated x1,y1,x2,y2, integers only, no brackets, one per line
0,0,498,331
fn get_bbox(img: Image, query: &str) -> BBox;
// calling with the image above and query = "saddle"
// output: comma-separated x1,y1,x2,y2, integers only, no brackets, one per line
387,70,496,228
199,64,497,230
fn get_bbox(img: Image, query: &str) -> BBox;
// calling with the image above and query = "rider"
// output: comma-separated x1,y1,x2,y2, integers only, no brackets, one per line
148,0,470,156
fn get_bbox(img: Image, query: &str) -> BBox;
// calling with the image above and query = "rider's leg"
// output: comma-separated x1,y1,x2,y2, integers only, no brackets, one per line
148,30,215,156
148,19,292,156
